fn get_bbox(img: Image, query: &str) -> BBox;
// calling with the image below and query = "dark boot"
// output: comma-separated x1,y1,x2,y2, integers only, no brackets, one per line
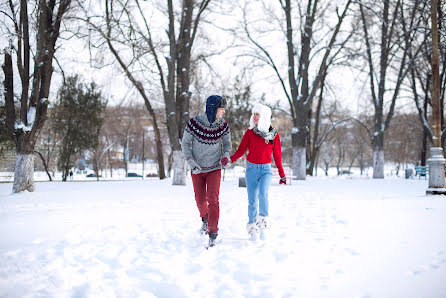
208,232,218,247
200,217,208,235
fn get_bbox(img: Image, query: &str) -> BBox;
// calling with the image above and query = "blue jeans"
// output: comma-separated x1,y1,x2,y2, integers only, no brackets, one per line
245,162,272,224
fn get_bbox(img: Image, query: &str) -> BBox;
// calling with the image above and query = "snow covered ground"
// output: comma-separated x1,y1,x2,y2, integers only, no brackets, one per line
0,176,445,297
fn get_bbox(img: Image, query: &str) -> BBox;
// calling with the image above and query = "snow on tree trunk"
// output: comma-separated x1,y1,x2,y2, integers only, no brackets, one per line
373,150,385,179
13,154,35,193
292,147,306,180
172,150,186,185
427,147,446,189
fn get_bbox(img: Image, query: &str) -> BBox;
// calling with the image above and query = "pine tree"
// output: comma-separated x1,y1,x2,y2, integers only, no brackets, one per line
53,75,107,181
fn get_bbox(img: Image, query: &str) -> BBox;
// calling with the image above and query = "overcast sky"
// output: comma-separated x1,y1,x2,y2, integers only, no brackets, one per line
0,0,417,116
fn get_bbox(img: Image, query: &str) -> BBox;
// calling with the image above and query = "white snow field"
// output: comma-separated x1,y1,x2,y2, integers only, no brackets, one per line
1,176,446,298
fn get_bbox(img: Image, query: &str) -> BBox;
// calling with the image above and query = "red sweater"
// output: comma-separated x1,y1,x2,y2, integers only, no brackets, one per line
231,129,285,177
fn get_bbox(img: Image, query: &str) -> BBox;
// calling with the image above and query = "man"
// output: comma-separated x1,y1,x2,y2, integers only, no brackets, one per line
181,95,231,247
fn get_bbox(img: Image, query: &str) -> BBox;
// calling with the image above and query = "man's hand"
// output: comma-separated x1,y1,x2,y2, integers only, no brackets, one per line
279,176,287,185
220,156,230,168
191,166,202,175
189,160,202,174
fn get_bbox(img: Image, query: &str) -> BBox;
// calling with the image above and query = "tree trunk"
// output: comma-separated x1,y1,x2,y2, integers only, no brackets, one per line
347,151,359,173
93,157,99,181
336,144,345,176
292,146,306,180
421,129,428,166
3,50,15,136
123,145,128,176
167,99,186,184
169,0,200,186
291,107,308,180
373,134,385,178
172,150,186,185
360,144,366,176
373,149,385,178
167,151,173,177
153,125,166,179
308,67,328,175
34,150,52,181
13,131,37,192
324,161,329,176
107,148,113,177
13,154,35,192
62,165,69,181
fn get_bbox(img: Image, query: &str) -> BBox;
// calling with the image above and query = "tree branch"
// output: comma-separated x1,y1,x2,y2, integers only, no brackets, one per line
243,6,294,118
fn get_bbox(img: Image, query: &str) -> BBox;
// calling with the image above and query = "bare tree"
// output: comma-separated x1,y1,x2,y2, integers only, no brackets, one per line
357,0,421,178
242,0,353,180
351,118,372,175
2,0,72,192
385,113,423,172
89,134,116,181
136,0,211,185
37,117,60,178
312,106,355,173
75,0,167,179
78,0,212,185
318,137,336,176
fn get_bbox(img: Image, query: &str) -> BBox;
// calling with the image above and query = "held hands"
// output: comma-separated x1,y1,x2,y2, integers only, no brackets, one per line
279,176,287,185
220,156,231,169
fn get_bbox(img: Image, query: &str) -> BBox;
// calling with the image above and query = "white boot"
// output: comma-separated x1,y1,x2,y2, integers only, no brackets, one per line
259,229,266,240
246,222,259,241
256,216,267,240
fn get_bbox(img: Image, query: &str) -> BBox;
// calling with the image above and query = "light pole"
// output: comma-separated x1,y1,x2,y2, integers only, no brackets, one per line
426,0,446,195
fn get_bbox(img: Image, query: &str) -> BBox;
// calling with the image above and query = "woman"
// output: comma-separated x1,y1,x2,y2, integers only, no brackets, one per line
230,103,286,241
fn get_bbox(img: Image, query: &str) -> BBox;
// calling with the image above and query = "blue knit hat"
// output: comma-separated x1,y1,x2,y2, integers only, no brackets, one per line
205,95,227,123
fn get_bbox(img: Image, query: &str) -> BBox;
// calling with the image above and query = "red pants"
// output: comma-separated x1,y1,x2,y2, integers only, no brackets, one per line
191,169,221,234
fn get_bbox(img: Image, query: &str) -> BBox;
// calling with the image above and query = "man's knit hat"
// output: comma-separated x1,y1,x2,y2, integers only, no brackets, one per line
206,95,227,123
249,103,272,133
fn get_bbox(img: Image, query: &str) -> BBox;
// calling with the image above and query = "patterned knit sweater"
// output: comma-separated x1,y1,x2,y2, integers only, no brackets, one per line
181,114,232,173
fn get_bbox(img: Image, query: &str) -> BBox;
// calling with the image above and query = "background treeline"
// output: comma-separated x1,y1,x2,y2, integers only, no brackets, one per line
0,78,424,178
0,0,445,190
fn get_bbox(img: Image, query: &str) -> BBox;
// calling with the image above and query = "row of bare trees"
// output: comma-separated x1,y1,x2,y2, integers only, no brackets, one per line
238,0,445,180
26,97,424,181
73,0,212,185
1,0,445,192
30,102,164,181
